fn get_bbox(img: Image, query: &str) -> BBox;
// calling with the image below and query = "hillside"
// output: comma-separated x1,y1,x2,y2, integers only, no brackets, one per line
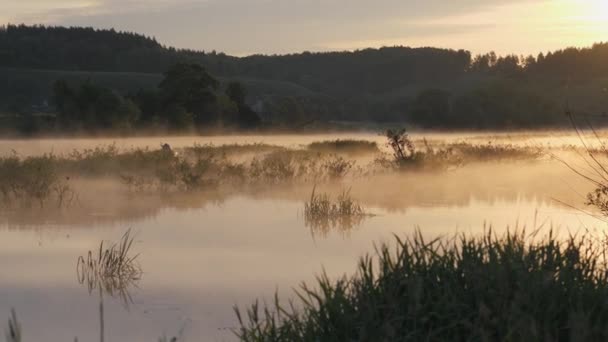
1,24,607,131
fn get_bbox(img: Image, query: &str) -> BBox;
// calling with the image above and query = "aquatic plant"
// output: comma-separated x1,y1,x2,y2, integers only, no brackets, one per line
0,153,74,208
76,229,142,304
4,309,21,342
449,141,543,161
304,186,367,235
321,155,355,180
235,230,608,341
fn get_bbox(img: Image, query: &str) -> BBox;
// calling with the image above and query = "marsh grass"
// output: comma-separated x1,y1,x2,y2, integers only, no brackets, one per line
379,130,543,172
184,143,283,158
235,230,608,341
449,141,544,161
0,153,75,208
307,140,379,155
76,229,142,305
0,139,548,201
304,186,367,234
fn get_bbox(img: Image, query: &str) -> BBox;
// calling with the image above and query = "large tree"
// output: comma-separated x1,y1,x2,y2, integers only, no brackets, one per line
159,63,219,125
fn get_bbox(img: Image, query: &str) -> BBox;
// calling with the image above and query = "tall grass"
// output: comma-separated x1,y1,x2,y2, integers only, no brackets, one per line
0,139,548,202
77,229,142,304
0,153,74,208
235,230,608,341
304,187,366,235
449,141,543,161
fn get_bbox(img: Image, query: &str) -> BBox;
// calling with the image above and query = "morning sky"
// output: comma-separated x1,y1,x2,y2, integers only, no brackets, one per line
3,0,607,56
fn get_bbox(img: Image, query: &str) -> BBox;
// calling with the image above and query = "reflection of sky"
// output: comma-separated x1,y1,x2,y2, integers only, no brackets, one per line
4,0,608,55
1,195,606,341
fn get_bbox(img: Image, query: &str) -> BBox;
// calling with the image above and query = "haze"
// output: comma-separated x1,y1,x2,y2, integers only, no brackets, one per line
3,0,607,56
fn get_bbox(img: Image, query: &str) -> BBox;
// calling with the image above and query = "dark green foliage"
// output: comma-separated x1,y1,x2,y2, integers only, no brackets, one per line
409,82,560,129
236,231,608,341
52,80,141,130
225,82,261,127
47,64,260,131
159,63,219,125
2,24,608,130
226,82,247,105
410,89,453,126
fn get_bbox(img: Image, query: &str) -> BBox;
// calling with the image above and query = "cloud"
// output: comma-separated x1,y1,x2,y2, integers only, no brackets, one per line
4,0,553,55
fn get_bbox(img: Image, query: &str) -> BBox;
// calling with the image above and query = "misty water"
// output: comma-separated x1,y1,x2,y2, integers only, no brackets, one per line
1,132,606,341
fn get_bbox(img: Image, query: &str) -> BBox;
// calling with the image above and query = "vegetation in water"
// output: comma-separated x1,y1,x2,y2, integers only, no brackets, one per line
76,229,142,304
0,137,549,206
0,153,74,208
235,230,608,341
304,186,367,235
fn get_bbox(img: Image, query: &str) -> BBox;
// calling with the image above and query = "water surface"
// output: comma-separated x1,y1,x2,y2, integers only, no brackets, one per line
1,133,606,341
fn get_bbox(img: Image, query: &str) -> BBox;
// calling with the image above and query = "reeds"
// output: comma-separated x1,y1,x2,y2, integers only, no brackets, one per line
235,230,608,341
76,229,142,304
0,139,549,200
304,186,367,234
449,141,543,161
0,153,74,208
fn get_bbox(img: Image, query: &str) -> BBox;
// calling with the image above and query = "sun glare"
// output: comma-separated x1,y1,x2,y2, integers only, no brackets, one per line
578,0,608,22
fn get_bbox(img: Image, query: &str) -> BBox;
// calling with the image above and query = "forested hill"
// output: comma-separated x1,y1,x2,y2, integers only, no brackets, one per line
1,24,608,131
0,25,472,95
3,25,608,84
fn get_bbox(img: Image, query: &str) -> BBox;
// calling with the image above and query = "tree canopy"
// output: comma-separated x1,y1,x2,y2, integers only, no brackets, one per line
1,24,608,132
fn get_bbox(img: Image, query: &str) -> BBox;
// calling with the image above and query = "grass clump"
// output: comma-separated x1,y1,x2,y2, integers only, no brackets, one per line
307,140,379,155
304,187,366,234
77,229,142,303
235,230,608,341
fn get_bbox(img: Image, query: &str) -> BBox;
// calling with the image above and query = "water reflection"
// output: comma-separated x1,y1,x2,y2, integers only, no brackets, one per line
0,137,606,340
76,230,142,342
305,213,368,238
0,159,596,230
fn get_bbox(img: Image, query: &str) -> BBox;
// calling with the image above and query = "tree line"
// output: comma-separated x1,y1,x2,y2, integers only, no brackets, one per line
1,24,607,132
48,63,260,132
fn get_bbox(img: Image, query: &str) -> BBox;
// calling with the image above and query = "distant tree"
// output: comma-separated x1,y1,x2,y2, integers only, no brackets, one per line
225,81,261,127
51,80,141,130
226,82,246,106
159,63,219,125
409,89,452,127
